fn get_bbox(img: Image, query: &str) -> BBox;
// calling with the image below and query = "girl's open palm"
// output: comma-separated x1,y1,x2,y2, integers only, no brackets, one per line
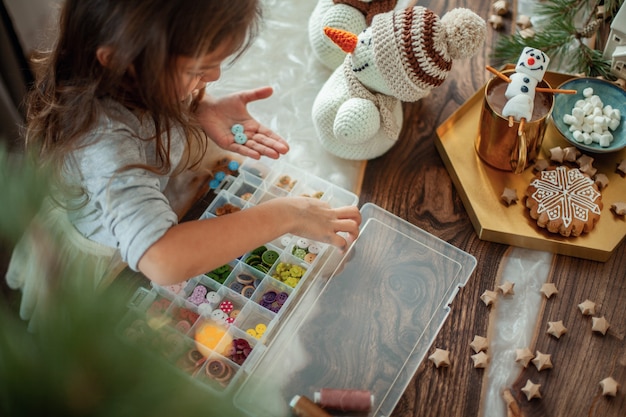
196,86,289,159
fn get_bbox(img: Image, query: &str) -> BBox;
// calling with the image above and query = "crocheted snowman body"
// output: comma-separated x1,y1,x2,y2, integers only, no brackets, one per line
312,58,403,160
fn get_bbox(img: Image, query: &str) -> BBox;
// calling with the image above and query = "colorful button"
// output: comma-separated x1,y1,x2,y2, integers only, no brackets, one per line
234,132,248,145
219,300,234,314
236,274,254,285
262,291,277,303
231,124,244,134
304,253,317,263
197,303,213,315
210,309,228,322
261,250,279,266
229,282,244,293
227,160,240,171
296,238,310,249
308,244,322,254
276,292,289,305
206,291,220,304
241,285,255,298
255,323,267,335
175,320,191,333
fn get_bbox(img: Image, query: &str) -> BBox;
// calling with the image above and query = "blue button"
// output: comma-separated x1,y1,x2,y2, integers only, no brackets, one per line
234,132,248,144
231,124,244,134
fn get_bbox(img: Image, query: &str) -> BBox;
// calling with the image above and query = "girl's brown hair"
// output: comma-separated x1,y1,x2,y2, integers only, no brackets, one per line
26,0,261,181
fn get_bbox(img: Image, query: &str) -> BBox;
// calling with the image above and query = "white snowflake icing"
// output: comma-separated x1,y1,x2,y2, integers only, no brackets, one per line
530,166,601,228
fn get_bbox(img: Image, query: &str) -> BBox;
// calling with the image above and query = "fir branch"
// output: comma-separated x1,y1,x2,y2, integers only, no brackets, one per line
491,0,624,77
534,0,588,21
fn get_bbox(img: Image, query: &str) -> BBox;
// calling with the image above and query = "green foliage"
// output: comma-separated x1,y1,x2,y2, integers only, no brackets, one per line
0,144,241,417
492,0,624,78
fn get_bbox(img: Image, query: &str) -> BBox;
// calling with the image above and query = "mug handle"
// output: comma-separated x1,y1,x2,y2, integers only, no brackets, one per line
511,129,527,175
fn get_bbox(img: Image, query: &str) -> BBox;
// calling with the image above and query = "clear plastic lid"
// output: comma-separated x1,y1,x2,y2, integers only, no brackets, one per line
234,203,477,417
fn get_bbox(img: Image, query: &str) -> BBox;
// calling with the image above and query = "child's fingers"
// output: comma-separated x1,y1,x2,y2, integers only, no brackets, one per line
239,86,274,104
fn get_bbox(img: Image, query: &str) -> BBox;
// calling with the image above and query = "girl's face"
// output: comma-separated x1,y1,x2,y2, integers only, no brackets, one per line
175,43,232,100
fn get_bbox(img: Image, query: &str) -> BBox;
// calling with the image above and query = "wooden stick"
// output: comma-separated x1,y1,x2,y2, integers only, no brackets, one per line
486,65,577,94
536,87,577,94
486,65,511,83
518,118,526,135
508,115,515,128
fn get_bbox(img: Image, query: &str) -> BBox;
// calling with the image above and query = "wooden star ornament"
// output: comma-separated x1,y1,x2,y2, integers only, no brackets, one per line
532,351,552,371
470,335,489,353
611,202,626,216
592,316,610,335
429,348,451,368
578,299,596,316
600,377,619,396
515,347,534,368
540,283,558,299
498,281,515,296
547,320,567,339
500,187,518,206
480,290,498,307
471,351,489,368
521,379,542,401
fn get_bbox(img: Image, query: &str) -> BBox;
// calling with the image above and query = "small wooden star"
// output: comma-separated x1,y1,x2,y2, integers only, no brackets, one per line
549,146,564,163
480,290,498,307
470,335,489,353
533,159,550,172
501,187,518,206
592,316,610,335
471,351,489,368
521,379,542,401
498,281,515,296
515,347,534,368
547,320,568,339
429,348,451,368
600,377,620,396
577,154,594,168
578,299,596,316
594,173,609,190
540,283,558,299
532,351,552,371
563,146,579,162
611,202,626,216
617,159,626,176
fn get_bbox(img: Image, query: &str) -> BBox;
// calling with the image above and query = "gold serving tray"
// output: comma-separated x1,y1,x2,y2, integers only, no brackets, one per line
435,68,626,262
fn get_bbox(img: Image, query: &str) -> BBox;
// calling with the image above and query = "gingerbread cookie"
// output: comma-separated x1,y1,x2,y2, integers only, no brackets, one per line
525,166,603,237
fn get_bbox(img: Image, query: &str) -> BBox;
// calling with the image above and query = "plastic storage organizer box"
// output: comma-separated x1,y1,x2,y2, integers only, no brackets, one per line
122,158,477,417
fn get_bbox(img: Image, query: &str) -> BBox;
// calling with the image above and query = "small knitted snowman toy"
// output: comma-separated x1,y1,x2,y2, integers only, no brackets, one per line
308,0,398,70
312,6,486,160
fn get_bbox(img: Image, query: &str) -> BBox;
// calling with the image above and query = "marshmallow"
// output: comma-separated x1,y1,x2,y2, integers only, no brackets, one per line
561,87,621,147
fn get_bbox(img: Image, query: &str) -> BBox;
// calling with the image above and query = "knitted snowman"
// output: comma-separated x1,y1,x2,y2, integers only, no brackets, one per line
312,6,486,160
308,0,398,70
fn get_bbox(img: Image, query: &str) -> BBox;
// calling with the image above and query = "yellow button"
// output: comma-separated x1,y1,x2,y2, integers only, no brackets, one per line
255,323,267,335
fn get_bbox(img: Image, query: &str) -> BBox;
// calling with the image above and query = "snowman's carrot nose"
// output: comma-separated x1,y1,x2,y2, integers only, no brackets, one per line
324,27,358,53
528,57,535,65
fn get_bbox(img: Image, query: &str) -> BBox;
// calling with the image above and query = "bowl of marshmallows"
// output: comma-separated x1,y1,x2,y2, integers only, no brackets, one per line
552,77,625,153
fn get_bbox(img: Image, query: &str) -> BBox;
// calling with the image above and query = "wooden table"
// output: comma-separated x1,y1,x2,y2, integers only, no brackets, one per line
359,1,626,416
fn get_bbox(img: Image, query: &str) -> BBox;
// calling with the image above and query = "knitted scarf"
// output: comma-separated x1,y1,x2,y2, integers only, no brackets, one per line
333,0,398,25
342,57,400,141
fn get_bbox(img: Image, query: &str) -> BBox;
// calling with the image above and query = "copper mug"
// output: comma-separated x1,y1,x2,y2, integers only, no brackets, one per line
475,71,555,174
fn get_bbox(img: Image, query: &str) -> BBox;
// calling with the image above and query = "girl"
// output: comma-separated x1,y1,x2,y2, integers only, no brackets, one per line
7,0,361,325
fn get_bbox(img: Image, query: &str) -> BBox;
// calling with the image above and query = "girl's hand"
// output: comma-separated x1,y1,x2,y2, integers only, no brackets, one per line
272,197,362,252
195,86,289,159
